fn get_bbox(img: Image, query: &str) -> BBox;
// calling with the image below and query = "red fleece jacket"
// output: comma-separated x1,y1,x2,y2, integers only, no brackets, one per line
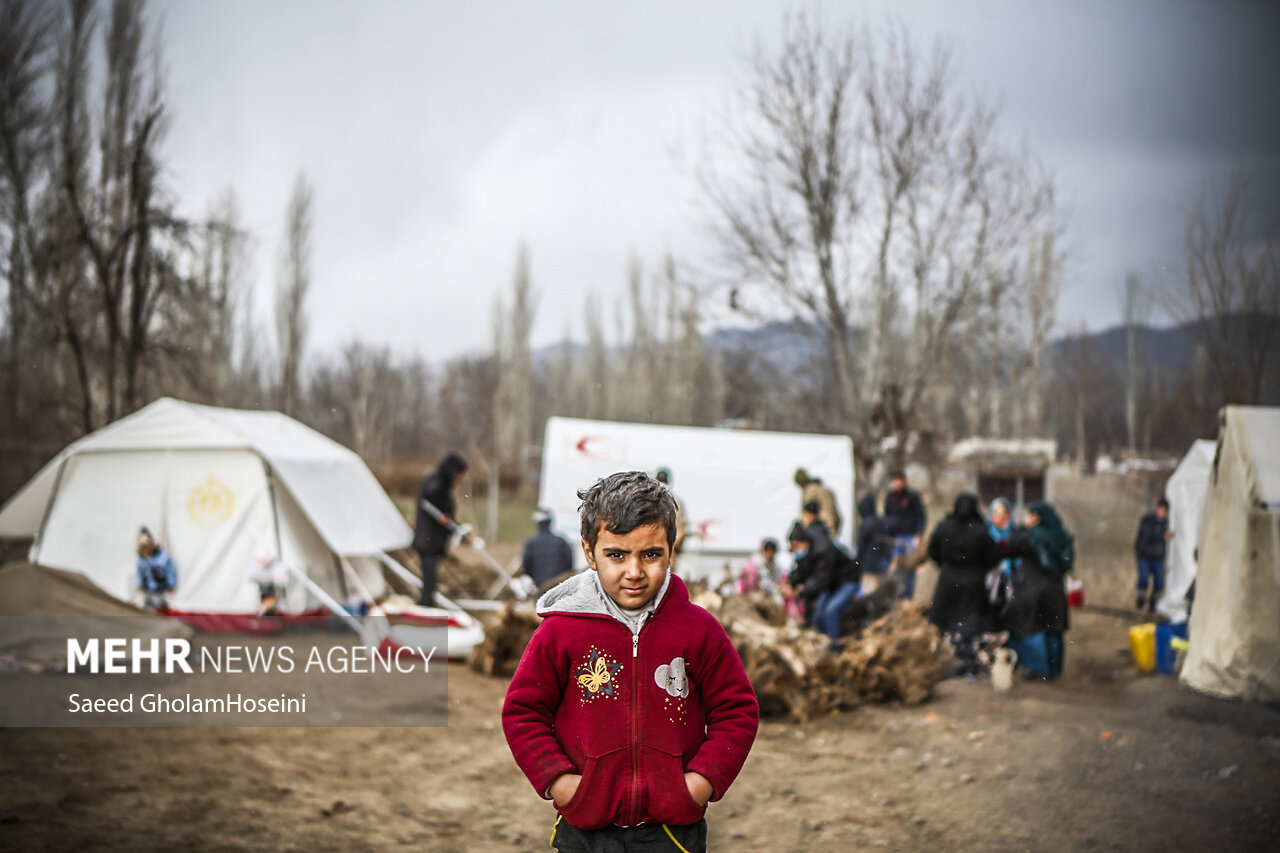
502,574,759,830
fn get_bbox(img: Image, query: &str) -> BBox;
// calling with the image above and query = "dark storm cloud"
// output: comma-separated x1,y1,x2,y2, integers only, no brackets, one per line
157,0,1280,356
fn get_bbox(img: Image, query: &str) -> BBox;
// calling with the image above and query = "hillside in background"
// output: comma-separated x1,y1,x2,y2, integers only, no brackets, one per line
534,314,1268,390
696,318,1201,378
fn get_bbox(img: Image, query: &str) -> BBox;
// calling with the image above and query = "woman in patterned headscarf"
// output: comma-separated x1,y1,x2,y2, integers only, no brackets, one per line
1001,501,1075,678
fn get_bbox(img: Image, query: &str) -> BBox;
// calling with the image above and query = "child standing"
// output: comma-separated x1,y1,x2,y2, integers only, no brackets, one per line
503,471,759,852
135,526,177,610
1134,498,1172,613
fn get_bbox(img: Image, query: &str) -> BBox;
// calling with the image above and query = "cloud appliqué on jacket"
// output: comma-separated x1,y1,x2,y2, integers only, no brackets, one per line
655,656,690,699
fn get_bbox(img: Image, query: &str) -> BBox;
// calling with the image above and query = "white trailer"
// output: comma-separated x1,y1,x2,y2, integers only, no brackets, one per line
538,417,855,580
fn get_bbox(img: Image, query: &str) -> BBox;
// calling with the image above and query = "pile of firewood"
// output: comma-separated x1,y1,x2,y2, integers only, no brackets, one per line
694,584,941,722
468,604,541,677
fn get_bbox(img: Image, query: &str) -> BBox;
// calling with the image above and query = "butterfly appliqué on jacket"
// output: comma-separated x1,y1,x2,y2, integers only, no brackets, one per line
574,648,623,701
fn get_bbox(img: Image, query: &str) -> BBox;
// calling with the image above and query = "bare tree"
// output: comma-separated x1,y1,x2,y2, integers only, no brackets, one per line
1056,324,1110,472
697,12,1059,476
336,339,398,465
493,242,536,490
1023,230,1059,436
275,172,313,417
22,0,190,430
582,292,609,420
175,189,249,403
0,0,57,428
1157,173,1279,406
1121,271,1151,452
623,254,653,422
698,11,862,426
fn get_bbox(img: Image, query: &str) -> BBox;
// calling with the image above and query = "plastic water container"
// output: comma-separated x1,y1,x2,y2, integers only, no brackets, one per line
1129,623,1157,673
1155,622,1189,675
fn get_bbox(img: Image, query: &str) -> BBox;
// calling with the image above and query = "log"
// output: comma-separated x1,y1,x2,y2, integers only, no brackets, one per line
468,604,541,677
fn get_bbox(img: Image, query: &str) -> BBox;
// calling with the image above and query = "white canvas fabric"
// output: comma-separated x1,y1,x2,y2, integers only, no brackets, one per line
538,417,855,577
1181,406,1280,703
1157,439,1216,619
0,398,409,617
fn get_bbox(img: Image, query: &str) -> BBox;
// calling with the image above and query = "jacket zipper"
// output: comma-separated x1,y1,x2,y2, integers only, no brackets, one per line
627,613,648,826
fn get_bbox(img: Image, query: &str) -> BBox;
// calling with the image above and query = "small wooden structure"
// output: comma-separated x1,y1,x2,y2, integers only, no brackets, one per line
948,438,1057,510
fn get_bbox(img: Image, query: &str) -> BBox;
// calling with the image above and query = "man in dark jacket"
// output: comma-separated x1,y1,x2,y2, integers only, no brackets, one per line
413,452,468,607
854,492,894,579
521,508,574,590
797,502,860,646
1134,498,1171,613
883,470,926,599
785,524,819,627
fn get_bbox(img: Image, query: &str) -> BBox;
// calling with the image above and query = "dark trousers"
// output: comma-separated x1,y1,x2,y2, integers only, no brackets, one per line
416,549,440,607
551,816,707,853
1136,557,1165,595
1045,631,1065,678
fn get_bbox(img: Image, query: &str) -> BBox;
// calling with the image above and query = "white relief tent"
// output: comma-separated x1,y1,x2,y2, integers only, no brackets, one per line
0,398,410,631
538,416,855,579
1180,406,1280,703
1157,439,1216,620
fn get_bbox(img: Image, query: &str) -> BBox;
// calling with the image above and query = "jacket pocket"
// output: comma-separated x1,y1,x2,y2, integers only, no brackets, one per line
558,745,627,831
643,743,706,827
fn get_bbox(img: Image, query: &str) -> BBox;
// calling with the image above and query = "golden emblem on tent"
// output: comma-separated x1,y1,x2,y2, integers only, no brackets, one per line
187,476,234,527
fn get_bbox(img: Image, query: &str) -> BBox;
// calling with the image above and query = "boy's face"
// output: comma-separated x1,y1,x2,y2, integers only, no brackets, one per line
582,522,670,611
1156,504,1168,521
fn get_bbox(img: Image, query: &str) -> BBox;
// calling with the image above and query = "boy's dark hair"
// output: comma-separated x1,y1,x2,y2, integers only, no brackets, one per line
761,538,779,553
802,500,821,515
889,469,907,482
578,471,678,550
1156,498,1169,510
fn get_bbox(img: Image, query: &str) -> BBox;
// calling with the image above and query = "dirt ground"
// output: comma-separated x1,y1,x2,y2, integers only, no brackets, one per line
1,607,1278,853
2,474,1279,851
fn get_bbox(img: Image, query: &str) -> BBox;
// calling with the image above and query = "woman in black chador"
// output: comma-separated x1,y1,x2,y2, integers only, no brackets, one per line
926,493,1001,676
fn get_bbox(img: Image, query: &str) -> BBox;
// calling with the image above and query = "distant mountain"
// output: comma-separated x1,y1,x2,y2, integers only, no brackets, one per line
703,320,828,374
1046,323,1199,376
535,315,1267,382
705,318,1211,381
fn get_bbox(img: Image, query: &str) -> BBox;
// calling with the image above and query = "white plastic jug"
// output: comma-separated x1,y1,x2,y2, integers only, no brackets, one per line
991,647,1018,692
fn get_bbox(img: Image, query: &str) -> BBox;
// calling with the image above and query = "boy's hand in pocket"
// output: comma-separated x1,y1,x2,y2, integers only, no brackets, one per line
684,771,713,807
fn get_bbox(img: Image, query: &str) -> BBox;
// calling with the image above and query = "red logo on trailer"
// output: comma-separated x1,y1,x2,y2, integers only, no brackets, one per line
574,436,606,458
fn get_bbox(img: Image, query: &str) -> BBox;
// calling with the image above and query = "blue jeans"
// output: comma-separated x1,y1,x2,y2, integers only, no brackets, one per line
814,581,860,642
893,536,917,598
1136,557,1165,595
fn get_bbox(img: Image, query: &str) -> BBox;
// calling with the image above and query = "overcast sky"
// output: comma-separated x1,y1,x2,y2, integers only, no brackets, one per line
158,0,1280,363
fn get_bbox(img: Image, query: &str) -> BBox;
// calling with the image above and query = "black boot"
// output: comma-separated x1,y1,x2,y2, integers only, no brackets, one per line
1136,595,1146,611
1147,596,1158,614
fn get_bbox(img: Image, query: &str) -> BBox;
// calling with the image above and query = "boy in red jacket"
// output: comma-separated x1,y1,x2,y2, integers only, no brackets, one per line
503,471,759,852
